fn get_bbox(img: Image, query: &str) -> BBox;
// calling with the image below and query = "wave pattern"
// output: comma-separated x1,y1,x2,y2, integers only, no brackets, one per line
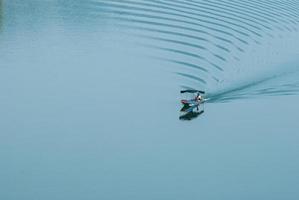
87,0,299,102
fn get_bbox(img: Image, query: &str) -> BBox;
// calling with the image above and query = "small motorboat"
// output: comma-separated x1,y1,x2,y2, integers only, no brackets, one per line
179,90,205,120
180,90,205,112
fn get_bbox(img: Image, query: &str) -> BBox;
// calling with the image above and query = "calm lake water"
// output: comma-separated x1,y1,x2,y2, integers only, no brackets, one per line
1,1,299,199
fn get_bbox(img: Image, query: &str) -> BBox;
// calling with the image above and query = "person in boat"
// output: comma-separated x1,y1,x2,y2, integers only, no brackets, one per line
195,92,203,102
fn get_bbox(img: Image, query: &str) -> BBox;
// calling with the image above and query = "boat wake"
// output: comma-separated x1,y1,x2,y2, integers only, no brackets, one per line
206,64,299,103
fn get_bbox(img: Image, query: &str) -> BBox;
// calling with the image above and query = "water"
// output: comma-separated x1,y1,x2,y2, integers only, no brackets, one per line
1,0,299,199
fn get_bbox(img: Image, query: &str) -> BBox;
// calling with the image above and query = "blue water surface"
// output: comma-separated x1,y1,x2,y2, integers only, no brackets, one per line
1,1,299,199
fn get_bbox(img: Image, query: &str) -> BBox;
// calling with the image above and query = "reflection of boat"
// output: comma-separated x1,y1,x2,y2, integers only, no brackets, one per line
180,110,204,121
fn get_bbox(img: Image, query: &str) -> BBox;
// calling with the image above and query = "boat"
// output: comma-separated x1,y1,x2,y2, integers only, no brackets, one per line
179,90,205,120
180,90,205,111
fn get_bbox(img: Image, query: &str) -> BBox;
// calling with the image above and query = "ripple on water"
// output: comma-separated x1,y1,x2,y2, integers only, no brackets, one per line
89,0,299,101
